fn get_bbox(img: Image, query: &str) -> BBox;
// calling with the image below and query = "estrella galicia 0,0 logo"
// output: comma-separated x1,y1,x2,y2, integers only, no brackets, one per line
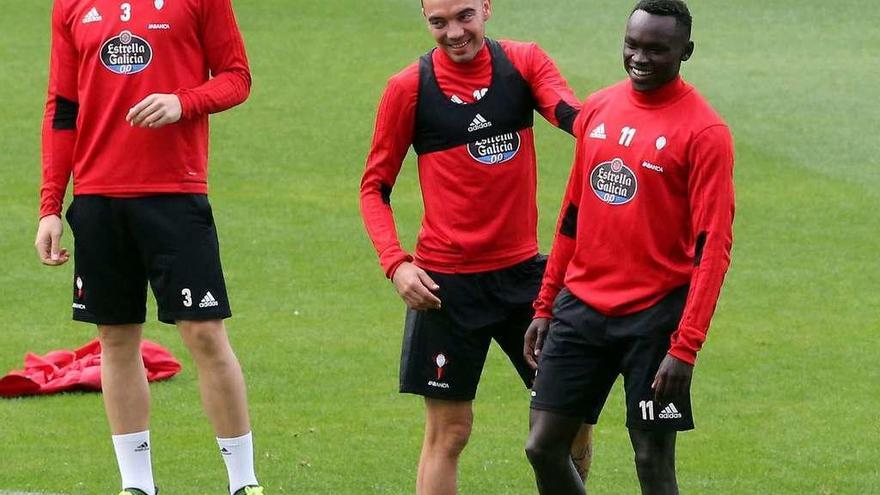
590,158,638,205
467,132,521,166
100,30,152,75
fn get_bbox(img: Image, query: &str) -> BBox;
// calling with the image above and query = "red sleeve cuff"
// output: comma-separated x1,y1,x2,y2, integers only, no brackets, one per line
173,89,193,119
383,253,414,279
39,209,62,219
667,347,697,366
39,200,63,219
533,306,553,319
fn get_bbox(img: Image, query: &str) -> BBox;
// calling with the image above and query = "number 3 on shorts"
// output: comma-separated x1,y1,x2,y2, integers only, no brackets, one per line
182,288,192,307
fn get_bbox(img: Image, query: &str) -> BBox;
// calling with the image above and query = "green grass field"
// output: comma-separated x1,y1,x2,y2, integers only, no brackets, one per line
1,1,878,493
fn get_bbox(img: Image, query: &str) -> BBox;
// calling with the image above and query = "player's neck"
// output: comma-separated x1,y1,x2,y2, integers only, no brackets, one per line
434,42,490,75
627,76,687,108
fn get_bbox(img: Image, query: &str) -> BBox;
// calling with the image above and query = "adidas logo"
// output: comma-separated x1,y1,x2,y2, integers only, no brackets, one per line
468,113,492,133
589,123,607,140
82,7,102,24
220,447,232,456
658,403,683,419
134,442,150,452
199,291,219,308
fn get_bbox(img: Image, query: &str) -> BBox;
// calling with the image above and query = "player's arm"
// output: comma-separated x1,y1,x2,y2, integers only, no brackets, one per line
653,124,735,403
36,0,78,266
128,0,251,128
525,116,589,368
359,75,440,310
519,42,581,136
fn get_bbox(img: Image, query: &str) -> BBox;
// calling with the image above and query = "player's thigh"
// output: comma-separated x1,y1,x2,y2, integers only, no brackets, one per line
491,302,538,389
531,289,620,424
620,287,693,431
424,397,475,437
66,196,148,325
126,194,231,324
399,307,492,401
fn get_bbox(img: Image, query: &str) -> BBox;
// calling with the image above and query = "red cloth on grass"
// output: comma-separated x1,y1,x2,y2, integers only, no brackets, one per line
0,339,181,398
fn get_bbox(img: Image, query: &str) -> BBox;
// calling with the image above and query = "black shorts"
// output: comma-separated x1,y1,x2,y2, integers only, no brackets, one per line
398,255,545,401
65,194,231,325
530,286,693,431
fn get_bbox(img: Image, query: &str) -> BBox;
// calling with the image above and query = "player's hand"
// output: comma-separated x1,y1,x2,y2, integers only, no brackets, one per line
391,262,441,310
35,214,70,266
651,354,693,404
524,317,550,370
126,93,182,129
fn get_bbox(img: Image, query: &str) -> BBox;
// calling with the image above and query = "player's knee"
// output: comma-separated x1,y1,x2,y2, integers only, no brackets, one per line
98,325,142,355
632,445,672,480
442,422,472,456
525,433,561,469
632,445,654,473
427,420,472,457
179,320,230,358
632,432,674,475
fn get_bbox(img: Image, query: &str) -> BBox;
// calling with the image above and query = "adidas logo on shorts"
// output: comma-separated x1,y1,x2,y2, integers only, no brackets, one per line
658,402,683,419
199,291,220,308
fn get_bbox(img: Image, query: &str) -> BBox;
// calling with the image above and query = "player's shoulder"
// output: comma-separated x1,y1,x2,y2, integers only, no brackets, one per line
572,81,629,137
497,39,546,61
386,60,421,95
681,81,730,132
584,80,630,109
53,0,79,21
498,39,540,52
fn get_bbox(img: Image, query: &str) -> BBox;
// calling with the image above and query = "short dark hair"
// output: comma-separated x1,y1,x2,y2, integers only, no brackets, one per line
631,0,692,37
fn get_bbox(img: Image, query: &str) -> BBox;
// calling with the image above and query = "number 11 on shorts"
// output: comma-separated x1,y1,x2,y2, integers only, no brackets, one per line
639,400,654,420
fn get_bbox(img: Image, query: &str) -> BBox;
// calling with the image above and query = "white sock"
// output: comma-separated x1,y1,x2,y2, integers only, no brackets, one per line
111,430,156,495
218,431,259,494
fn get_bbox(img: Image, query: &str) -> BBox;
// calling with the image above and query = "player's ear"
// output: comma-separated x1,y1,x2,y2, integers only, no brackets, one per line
681,41,694,62
483,0,492,21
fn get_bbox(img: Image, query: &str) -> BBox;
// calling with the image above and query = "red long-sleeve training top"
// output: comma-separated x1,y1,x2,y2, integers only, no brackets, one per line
534,77,735,365
40,0,251,218
360,41,580,277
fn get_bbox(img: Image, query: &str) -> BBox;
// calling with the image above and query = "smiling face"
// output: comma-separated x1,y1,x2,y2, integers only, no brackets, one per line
623,9,694,91
422,0,492,64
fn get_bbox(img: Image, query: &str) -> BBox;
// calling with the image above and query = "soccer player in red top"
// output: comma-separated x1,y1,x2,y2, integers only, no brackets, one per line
35,0,262,493
523,1,735,493
360,0,594,492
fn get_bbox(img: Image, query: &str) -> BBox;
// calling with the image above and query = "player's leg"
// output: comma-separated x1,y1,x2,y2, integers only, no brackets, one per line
67,196,157,494
399,301,490,495
495,254,598,483
100,324,157,495
527,289,620,495
618,286,691,495
131,195,259,494
570,423,594,481
178,319,258,494
177,319,250,436
417,398,474,495
492,302,596,484
100,324,150,433
628,429,678,494
525,409,586,494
